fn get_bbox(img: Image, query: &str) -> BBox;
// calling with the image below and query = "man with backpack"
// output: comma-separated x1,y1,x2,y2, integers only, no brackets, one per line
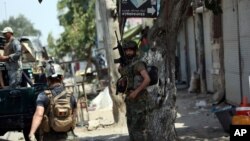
117,40,152,141
29,63,77,141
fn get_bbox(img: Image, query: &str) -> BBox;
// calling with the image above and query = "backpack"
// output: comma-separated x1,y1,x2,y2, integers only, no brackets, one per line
146,64,158,86
42,90,74,132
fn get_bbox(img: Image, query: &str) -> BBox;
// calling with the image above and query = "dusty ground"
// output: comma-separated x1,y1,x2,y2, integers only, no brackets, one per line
175,88,229,141
0,87,230,141
74,87,230,141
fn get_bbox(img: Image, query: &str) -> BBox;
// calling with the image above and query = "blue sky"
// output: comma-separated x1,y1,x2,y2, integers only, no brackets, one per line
0,0,64,46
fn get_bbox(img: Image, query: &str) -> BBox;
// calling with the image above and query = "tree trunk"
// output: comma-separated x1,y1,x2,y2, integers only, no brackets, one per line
98,0,126,125
146,0,192,140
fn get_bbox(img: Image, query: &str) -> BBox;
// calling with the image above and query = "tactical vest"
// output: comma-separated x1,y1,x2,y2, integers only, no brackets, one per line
119,60,144,92
4,37,16,56
4,37,21,70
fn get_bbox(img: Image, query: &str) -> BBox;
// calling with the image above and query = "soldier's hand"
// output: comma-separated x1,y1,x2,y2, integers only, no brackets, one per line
128,90,138,99
29,134,37,141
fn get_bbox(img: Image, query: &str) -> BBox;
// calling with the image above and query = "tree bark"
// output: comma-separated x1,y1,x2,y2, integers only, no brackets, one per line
146,0,192,140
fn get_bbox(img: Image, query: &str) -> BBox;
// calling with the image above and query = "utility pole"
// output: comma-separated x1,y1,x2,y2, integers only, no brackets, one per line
96,0,120,90
96,0,127,124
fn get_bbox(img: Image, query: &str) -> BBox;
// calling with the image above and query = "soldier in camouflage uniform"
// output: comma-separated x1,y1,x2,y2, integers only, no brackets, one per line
0,27,22,88
118,40,151,141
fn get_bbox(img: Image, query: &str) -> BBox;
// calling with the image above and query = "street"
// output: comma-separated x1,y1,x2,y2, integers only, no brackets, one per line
0,87,230,141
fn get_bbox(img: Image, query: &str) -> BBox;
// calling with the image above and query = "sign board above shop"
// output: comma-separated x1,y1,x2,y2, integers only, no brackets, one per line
121,0,157,18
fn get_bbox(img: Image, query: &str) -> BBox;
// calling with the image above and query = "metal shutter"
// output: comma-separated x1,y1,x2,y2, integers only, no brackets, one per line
238,0,250,101
223,0,241,105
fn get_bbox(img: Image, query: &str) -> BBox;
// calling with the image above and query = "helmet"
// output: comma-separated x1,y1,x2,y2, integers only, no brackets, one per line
44,63,64,78
2,27,13,34
123,40,138,50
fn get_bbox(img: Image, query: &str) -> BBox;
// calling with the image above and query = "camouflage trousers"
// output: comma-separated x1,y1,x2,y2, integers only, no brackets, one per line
126,91,151,141
8,69,22,88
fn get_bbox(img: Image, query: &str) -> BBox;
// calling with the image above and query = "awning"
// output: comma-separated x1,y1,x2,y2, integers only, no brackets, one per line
122,25,142,41
21,42,36,62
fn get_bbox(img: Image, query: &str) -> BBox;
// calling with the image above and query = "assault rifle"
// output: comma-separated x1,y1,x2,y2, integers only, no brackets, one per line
113,31,129,95
113,31,128,66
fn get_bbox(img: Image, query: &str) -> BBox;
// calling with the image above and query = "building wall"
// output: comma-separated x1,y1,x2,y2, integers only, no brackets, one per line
186,16,198,77
177,25,187,83
178,6,224,96
238,0,250,102
203,11,214,93
223,0,241,105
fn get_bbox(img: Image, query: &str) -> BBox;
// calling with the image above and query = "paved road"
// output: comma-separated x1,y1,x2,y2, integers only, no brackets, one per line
0,88,230,141
175,88,230,141
0,129,129,141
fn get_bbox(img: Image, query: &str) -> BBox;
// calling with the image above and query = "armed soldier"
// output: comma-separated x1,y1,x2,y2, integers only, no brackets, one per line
116,40,151,141
0,27,22,88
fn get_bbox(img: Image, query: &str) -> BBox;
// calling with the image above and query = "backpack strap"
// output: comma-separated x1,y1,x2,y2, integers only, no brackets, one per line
44,90,52,96
44,90,52,115
53,90,67,102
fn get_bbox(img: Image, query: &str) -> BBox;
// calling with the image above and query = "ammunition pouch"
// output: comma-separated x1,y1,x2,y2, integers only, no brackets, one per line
116,76,128,94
